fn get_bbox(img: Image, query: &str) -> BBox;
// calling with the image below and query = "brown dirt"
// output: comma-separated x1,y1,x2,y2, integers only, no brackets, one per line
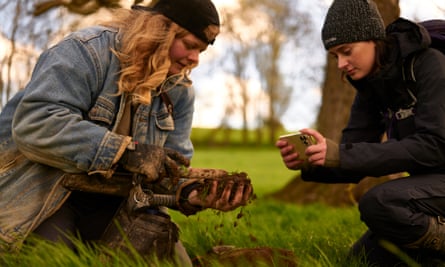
192,245,298,267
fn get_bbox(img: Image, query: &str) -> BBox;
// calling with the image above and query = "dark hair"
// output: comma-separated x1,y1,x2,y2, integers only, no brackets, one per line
363,38,394,78
374,38,393,72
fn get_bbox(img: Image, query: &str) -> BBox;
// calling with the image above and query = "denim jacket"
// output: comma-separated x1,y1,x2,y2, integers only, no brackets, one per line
0,26,195,251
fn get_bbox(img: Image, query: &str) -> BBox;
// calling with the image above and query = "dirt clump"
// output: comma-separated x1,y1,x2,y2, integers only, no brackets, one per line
192,245,298,267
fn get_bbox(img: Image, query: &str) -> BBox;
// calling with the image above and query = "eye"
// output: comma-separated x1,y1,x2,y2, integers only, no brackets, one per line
182,36,208,52
339,46,352,56
343,49,352,56
182,39,198,50
183,40,193,50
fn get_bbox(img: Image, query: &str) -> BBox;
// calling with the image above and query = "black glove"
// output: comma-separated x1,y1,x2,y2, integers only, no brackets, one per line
119,143,190,182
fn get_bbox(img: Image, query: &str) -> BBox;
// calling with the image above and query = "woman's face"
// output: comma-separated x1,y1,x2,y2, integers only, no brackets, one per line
168,33,208,75
328,41,376,80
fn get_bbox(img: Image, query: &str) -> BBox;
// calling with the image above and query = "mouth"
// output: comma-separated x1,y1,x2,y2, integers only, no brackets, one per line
176,61,188,69
346,68,356,76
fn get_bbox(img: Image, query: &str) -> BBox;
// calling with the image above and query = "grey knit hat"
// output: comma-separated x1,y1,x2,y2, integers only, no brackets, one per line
321,0,386,50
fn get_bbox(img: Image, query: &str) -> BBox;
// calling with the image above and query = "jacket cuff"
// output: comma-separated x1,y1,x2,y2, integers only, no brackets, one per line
88,132,132,178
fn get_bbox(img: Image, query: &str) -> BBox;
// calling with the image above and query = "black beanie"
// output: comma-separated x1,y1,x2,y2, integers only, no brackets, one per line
133,0,220,45
321,0,385,50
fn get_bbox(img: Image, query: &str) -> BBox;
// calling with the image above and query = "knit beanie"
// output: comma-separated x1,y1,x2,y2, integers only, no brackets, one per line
133,0,220,45
321,0,385,50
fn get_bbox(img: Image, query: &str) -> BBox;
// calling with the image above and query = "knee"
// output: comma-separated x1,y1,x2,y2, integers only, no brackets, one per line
358,186,394,227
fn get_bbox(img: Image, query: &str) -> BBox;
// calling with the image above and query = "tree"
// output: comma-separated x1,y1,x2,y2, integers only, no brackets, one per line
0,0,144,108
32,0,122,16
1,0,57,108
212,0,310,145
270,0,402,206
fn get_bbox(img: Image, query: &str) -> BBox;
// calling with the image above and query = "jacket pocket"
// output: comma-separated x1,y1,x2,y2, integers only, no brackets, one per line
155,111,174,132
88,96,116,127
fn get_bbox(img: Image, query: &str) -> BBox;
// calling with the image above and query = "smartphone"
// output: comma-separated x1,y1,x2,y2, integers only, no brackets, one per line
279,132,315,160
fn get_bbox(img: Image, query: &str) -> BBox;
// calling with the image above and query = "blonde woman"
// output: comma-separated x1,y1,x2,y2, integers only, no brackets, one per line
0,0,252,264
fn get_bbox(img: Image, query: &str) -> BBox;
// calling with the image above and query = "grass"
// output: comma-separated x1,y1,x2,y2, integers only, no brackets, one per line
172,201,366,266
0,145,382,266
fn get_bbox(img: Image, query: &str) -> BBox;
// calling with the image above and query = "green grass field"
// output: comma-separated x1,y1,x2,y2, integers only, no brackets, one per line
1,146,380,266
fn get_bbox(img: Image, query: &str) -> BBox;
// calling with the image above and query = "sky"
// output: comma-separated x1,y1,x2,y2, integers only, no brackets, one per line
191,0,445,131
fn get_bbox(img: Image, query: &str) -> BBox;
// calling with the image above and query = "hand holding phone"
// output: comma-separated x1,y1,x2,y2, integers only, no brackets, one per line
279,132,315,160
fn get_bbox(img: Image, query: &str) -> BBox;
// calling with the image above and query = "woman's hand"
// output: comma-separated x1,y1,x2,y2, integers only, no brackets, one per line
275,138,306,170
299,128,327,166
276,128,339,169
300,128,339,167
187,179,253,212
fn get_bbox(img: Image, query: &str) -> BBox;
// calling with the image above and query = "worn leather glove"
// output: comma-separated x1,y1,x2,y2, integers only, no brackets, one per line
119,143,190,183
325,138,340,168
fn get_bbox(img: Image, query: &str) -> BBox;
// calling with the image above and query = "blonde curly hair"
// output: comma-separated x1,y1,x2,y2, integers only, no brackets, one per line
101,9,191,104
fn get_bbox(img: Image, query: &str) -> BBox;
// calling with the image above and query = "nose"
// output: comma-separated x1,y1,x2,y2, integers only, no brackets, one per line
188,50,200,64
337,55,348,70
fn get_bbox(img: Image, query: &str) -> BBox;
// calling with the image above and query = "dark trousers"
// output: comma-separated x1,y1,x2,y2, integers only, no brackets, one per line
32,191,123,249
351,173,445,266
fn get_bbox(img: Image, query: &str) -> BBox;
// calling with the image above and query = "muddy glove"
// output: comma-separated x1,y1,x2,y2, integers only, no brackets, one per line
119,143,190,183
175,172,254,216
325,138,339,168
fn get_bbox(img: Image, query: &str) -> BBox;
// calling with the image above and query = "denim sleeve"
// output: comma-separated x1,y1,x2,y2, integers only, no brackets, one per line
11,35,130,176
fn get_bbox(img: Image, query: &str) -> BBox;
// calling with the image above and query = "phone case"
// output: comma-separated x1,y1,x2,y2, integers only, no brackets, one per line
279,132,315,160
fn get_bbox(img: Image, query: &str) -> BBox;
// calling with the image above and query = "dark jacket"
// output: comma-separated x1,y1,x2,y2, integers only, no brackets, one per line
302,18,445,183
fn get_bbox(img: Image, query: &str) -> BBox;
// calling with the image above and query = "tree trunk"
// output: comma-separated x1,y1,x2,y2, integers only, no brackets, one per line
271,0,401,206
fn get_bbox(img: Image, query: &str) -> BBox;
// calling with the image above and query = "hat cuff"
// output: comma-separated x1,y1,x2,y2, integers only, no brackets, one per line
131,4,218,44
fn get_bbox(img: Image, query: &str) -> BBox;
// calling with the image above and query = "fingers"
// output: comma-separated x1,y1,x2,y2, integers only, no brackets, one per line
165,148,190,167
163,149,191,178
212,180,253,212
276,135,311,170
163,156,181,178
188,179,253,212
298,128,329,166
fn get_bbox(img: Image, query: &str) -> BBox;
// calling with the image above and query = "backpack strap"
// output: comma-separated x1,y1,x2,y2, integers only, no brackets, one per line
383,55,419,138
401,54,418,109
383,55,419,123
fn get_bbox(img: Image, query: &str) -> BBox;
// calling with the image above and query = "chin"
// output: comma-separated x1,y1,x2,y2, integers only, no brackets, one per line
169,66,183,75
348,73,365,80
